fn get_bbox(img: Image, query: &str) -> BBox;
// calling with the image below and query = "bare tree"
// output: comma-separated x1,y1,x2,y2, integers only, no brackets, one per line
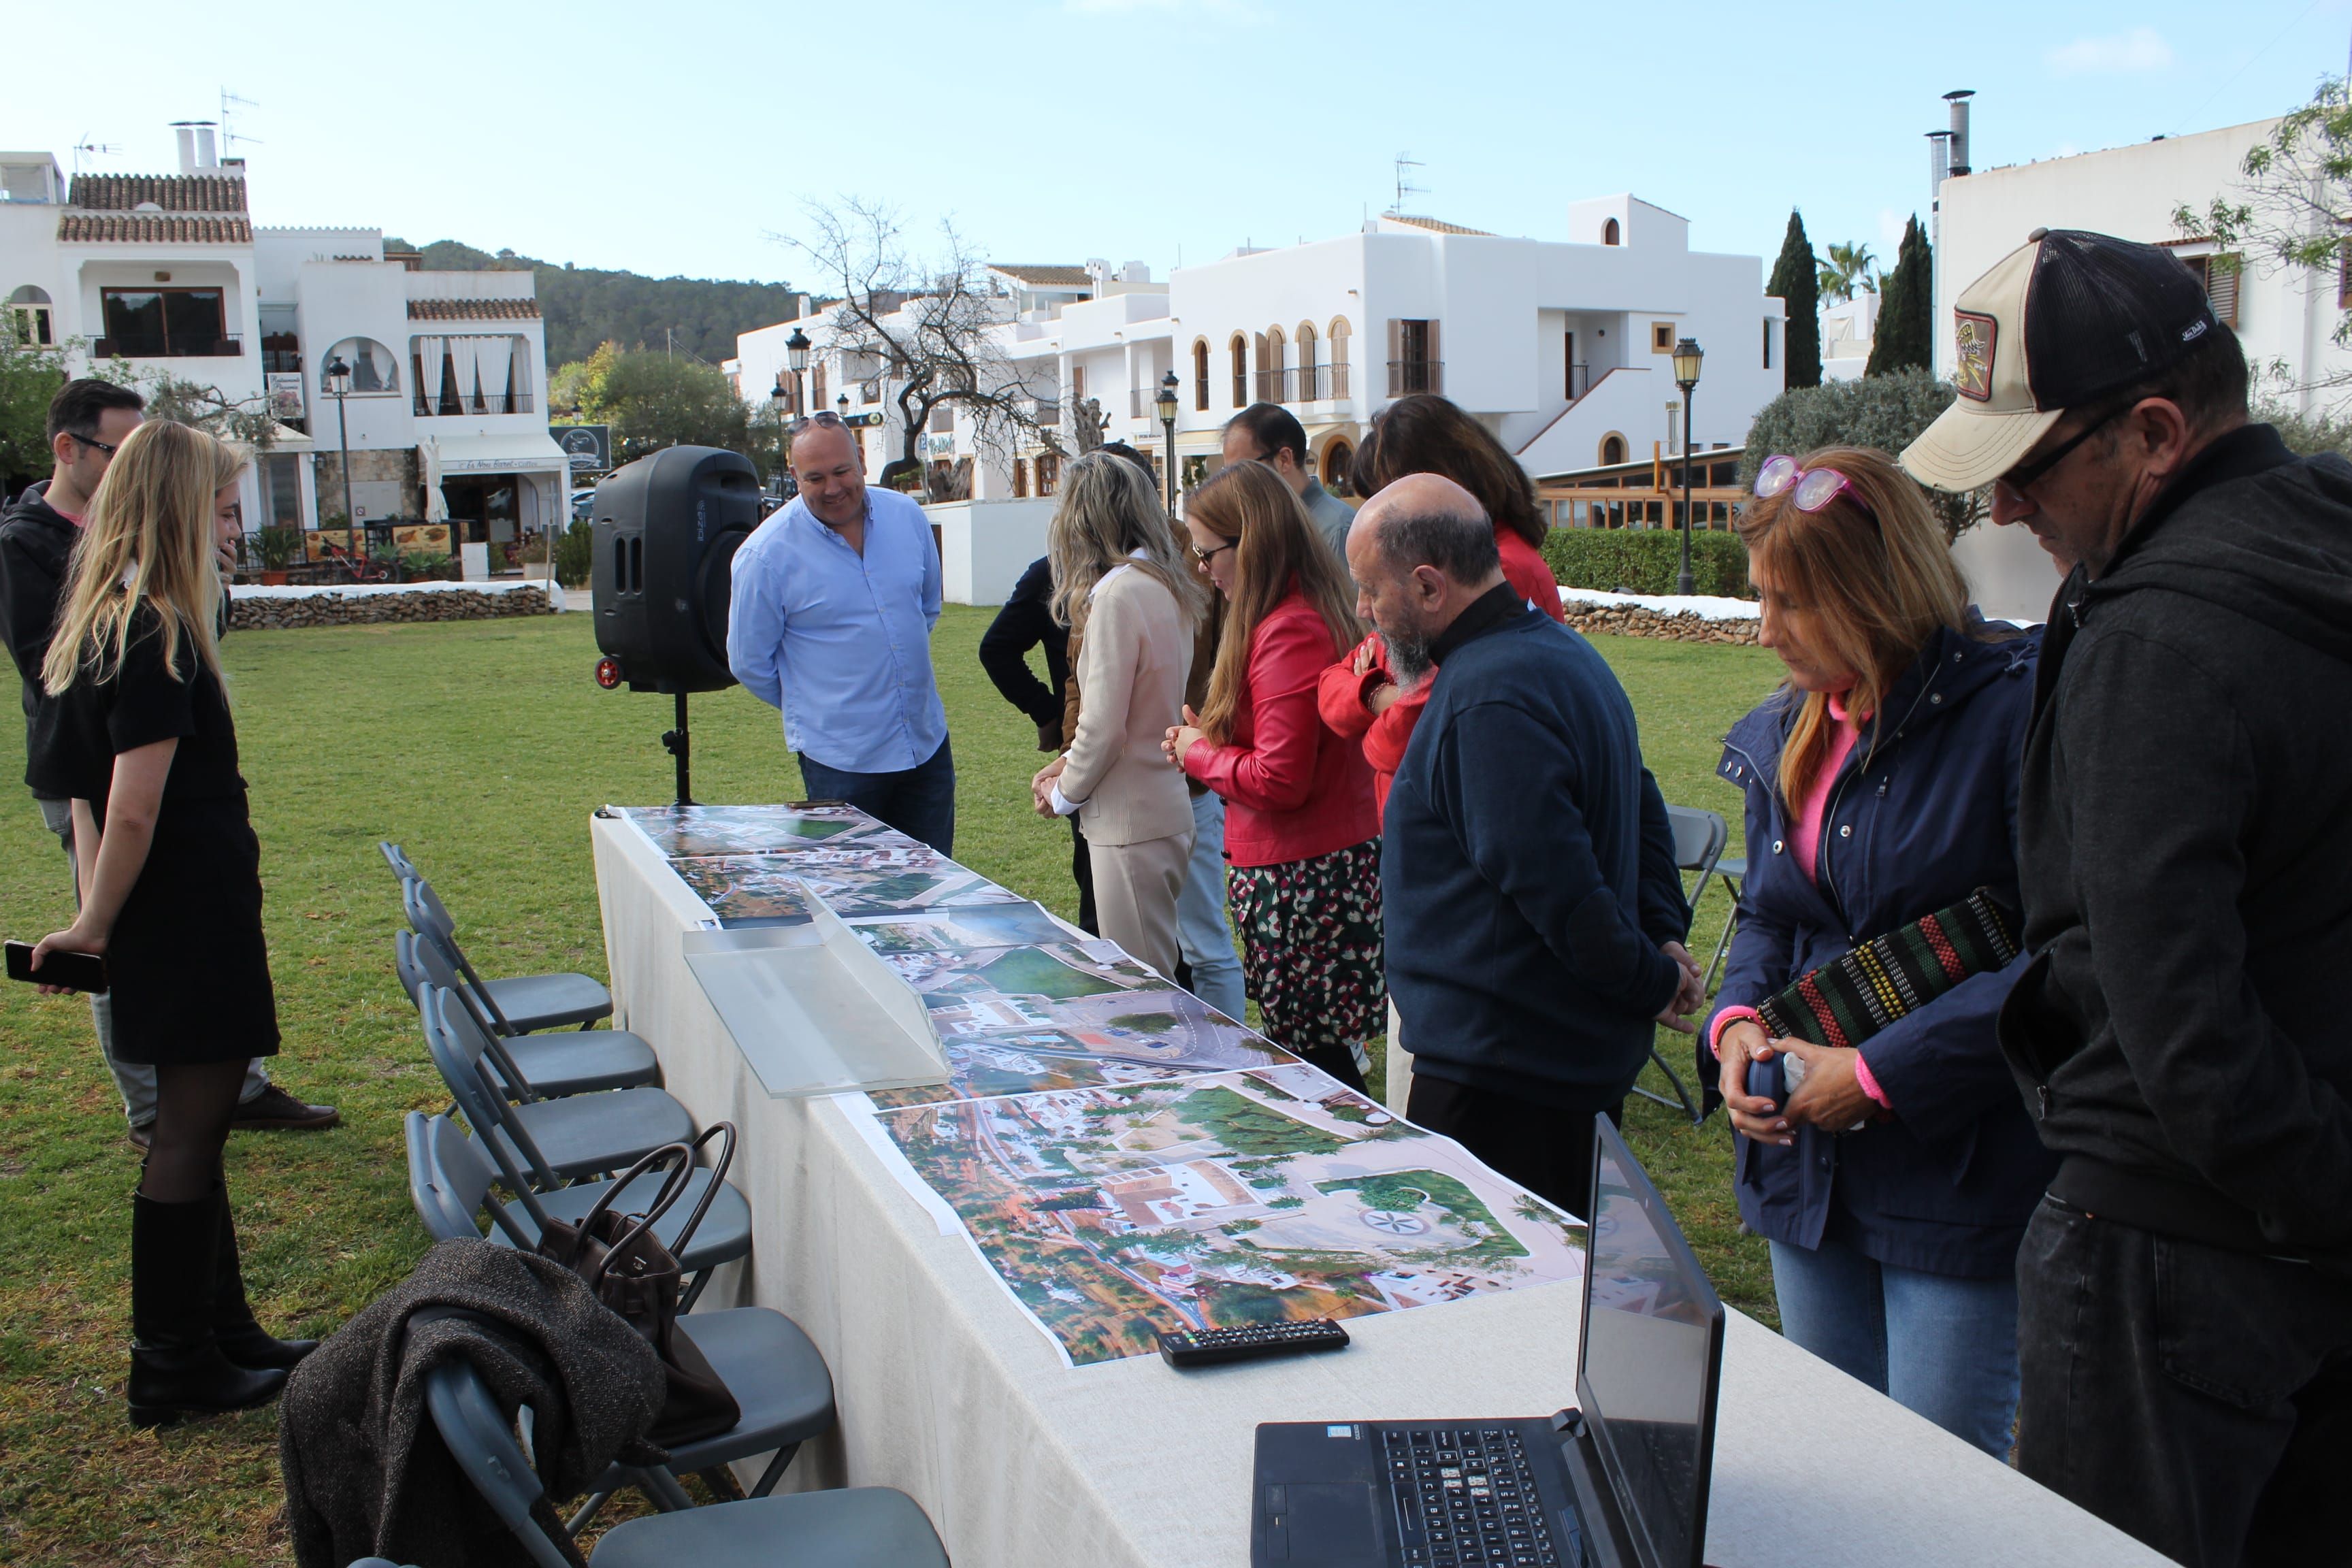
2175,76,2352,399
1070,396,1107,453
781,198,1056,498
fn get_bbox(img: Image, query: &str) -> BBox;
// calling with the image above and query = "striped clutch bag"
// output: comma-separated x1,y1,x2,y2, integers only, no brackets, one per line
1756,889,2022,1050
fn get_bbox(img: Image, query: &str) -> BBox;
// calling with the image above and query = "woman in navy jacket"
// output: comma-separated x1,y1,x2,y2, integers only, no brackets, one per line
1707,446,2055,1458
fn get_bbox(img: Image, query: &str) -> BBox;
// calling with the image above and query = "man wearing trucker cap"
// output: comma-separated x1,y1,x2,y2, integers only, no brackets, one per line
1902,229,2352,1568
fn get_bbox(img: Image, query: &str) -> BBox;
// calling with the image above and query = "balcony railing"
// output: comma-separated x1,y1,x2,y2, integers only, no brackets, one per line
1244,363,1354,408
91,332,244,359
414,391,538,416
1386,359,1442,397
263,350,302,374
1565,361,1592,402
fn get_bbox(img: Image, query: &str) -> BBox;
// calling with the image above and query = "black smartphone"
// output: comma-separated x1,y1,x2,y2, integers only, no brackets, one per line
5,939,108,994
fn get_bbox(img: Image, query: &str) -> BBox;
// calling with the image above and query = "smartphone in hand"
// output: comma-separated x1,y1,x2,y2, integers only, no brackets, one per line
5,939,108,994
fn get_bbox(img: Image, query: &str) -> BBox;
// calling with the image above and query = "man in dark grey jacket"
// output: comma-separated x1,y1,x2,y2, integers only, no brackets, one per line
1904,230,2352,1568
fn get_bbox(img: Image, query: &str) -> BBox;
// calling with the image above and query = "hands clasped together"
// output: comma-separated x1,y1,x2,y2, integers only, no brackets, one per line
1714,1018,1880,1146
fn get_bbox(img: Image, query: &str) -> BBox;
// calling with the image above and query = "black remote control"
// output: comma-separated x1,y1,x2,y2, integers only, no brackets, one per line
1157,1318,1350,1369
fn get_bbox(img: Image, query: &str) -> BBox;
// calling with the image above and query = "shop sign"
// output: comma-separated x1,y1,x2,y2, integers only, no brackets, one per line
551,423,611,470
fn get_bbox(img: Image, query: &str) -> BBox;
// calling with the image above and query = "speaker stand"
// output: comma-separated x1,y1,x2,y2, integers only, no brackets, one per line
662,691,695,806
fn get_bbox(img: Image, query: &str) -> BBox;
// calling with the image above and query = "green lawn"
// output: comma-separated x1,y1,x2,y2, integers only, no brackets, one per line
0,606,1784,1564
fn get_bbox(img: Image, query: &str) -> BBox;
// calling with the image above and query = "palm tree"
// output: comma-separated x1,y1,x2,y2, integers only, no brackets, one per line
1817,242,1879,305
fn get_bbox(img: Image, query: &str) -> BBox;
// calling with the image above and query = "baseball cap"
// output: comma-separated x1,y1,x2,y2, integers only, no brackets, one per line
1901,228,2222,492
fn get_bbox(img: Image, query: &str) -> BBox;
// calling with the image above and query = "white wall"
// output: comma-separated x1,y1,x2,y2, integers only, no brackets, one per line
926,497,1056,605
1952,521,2064,625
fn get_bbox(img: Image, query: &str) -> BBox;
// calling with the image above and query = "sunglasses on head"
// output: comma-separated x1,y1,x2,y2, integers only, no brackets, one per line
1753,455,1874,520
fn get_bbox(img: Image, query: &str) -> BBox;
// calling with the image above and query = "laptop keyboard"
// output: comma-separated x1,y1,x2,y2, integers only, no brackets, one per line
1382,1426,1565,1567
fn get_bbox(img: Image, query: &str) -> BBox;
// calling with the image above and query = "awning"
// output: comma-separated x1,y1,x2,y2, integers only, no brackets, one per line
419,431,572,476
261,421,314,453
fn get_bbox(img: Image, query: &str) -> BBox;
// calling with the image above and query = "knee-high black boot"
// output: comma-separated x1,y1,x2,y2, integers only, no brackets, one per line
211,1191,317,1372
128,1188,287,1428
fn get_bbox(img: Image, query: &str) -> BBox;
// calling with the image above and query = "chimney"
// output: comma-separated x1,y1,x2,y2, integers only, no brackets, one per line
1944,91,1974,178
195,125,217,169
170,121,220,174
172,122,197,174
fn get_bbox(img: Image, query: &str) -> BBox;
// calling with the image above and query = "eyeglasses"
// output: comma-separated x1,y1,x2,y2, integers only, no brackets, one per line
1754,455,1872,519
69,433,119,457
1189,538,1235,564
1996,403,2126,495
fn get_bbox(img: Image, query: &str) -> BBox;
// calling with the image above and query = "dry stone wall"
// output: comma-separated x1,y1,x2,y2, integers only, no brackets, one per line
230,587,555,631
1558,601,1759,647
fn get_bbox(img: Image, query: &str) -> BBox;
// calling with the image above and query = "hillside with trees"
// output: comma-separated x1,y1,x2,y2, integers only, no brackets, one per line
385,238,802,367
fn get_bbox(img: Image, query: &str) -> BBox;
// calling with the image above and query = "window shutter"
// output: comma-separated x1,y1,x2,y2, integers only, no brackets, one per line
1426,319,1441,393
2206,255,2240,328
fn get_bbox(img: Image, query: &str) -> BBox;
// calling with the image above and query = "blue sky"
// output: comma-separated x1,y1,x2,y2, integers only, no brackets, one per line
5,0,2346,289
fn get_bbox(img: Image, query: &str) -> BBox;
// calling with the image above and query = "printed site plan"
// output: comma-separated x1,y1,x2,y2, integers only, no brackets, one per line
873,1066,1588,1367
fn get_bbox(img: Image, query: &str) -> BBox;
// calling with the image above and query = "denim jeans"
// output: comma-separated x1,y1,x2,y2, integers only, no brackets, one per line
1768,1234,2021,1458
1173,789,1245,1023
796,737,956,856
2016,1196,2352,1568
36,796,268,1126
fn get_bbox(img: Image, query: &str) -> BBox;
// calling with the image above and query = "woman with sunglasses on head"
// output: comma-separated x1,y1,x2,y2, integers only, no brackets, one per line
27,421,311,1426
1706,445,2054,1457
1030,451,1209,977
1163,461,1381,1090
1318,393,1567,817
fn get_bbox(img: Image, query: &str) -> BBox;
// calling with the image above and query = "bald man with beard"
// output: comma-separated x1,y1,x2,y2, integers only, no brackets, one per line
1352,474,1699,1217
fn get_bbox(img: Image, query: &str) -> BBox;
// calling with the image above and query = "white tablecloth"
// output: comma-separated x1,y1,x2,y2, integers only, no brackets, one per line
590,815,2170,1568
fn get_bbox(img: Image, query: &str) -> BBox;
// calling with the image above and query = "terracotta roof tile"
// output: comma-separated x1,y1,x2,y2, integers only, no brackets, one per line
992,263,1092,287
57,213,253,244
67,174,247,212
408,297,542,320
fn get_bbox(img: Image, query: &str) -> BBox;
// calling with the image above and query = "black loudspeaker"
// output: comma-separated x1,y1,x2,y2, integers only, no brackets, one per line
591,445,760,693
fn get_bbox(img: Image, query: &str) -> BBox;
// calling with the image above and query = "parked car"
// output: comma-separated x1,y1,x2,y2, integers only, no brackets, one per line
570,489,596,526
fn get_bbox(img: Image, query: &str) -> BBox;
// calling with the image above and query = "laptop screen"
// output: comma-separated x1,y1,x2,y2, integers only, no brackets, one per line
1576,1118,1725,1568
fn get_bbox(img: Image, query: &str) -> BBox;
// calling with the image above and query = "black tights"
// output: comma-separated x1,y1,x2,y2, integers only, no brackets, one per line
143,1060,244,1203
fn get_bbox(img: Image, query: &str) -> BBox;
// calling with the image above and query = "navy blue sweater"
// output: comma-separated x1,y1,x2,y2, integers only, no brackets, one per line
1384,596,1688,1109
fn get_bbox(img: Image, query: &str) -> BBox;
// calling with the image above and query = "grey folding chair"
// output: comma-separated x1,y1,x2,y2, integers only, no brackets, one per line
396,930,661,1099
402,1114,829,1528
1635,806,1730,1126
379,840,419,885
423,987,694,1186
1704,853,1746,994
423,1358,945,1568
401,877,614,1034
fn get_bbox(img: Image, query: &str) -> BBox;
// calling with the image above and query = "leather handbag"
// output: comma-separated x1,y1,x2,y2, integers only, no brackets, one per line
536,1122,740,1447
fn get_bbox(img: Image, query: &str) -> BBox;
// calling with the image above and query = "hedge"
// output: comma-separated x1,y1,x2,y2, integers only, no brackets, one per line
1541,528,1752,599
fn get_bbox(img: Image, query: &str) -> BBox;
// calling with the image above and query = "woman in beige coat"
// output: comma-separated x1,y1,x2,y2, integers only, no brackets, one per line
1031,451,1208,976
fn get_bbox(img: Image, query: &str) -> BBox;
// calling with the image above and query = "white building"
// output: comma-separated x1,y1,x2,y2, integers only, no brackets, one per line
1,126,566,576
728,197,1784,601
1931,115,2329,621
1819,289,1878,382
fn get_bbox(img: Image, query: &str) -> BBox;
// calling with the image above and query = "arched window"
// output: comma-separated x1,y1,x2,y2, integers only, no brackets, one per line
1192,338,1210,411
1603,218,1621,246
1600,433,1627,466
1328,317,1352,399
6,284,52,347
1263,327,1286,403
1296,323,1319,400
1322,438,1355,497
325,336,401,395
1229,334,1247,408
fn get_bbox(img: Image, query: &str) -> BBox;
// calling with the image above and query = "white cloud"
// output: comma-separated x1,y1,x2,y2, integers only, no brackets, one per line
2045,27,2175,76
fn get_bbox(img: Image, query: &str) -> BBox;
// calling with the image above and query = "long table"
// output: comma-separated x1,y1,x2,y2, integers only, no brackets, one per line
589,814,2172,1568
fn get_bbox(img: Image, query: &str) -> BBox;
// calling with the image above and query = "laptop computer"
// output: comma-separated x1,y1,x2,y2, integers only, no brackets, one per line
1250,1115,1726,1568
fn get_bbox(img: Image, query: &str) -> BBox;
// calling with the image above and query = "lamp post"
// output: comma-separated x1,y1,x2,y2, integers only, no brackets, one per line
768,377,790,494
324,353,358,571
1156,370,1180,514
1671,337,1704,596
785,327,811,412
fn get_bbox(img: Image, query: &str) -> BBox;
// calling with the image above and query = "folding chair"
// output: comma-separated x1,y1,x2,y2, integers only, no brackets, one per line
403,1114,828,1527
423,1358,945,1568
423,986,694,1185
1633,806,1729,1126
401,877,614,1034
396,930,661,1099
1703,852,1745,994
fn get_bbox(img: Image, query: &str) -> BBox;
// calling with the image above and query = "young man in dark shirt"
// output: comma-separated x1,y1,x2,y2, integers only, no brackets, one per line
1351,474,1698,1218
0,378,336,1146
1904,230,2352,1568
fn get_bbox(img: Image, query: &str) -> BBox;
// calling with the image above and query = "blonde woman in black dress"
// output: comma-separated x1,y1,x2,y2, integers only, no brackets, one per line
30,420,310,1426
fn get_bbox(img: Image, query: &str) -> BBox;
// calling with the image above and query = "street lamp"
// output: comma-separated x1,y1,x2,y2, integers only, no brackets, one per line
1156,370,1180,514
323,353,359,572
769,378,790,493
785,327,811,414
1671,337,1704,596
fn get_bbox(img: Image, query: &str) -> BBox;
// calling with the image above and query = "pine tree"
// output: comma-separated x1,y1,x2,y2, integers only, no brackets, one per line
1767,210,1823,390
1867,216,1935,377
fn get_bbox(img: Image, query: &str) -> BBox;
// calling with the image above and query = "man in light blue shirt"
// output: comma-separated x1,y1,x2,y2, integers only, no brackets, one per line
727,414,956,852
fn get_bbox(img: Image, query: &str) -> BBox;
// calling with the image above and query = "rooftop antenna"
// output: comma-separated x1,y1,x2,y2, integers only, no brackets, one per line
70,135,121,176
220,89,263,149
1389,152,1426,217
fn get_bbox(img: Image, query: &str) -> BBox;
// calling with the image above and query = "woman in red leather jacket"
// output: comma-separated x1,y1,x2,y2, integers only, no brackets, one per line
1164,461,1380,1090
1317,395,1565,817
